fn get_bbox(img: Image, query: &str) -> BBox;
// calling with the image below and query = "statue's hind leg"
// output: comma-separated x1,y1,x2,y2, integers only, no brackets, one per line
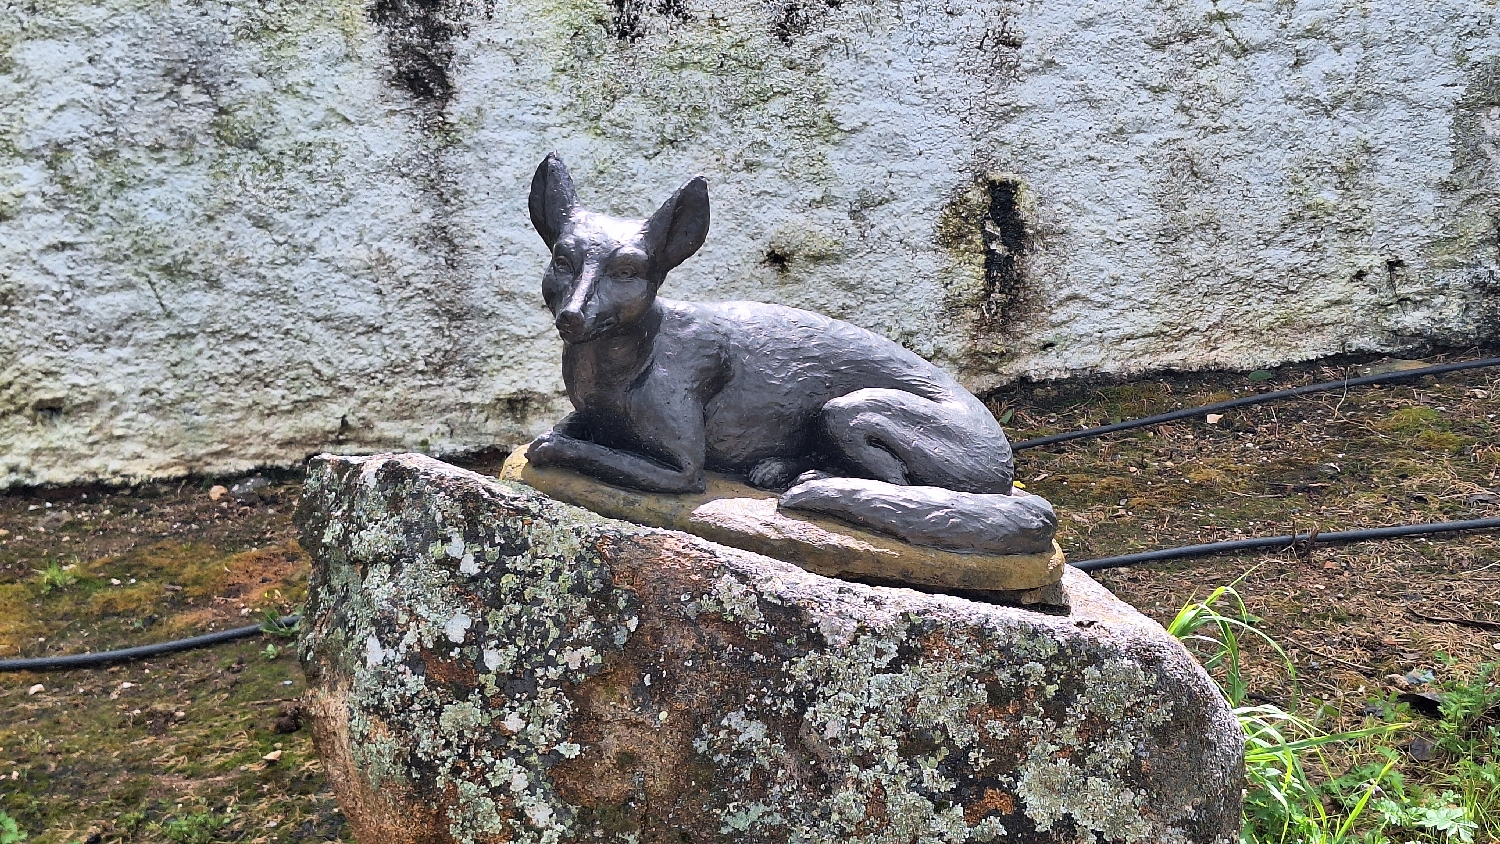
781,389,1050,554
817,389,1014,494
747,456,817,491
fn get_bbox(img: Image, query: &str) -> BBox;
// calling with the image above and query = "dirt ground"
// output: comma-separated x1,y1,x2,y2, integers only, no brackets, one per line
0,351,1496,842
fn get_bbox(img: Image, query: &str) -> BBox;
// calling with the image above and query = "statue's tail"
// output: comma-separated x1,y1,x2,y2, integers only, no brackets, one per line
778,478,1057,556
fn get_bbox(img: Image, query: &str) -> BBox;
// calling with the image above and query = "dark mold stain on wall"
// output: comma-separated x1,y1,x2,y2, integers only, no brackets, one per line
771,0,843,44
938,173,1036,334
598,0,841,44
364,0,493,384
981,177,1030,324
493,389,554,424
935,173,1039,376
610,0,693,40
762,247,792,274
369,0,478,104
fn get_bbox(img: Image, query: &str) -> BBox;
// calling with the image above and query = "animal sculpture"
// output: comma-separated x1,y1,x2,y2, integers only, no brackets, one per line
524,153,1056,555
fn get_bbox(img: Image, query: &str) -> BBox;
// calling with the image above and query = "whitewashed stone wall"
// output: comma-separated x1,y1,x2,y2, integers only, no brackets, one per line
2,0,1497,487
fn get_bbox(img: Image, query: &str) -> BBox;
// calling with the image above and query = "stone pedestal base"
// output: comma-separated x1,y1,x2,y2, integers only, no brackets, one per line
297,453,1243,844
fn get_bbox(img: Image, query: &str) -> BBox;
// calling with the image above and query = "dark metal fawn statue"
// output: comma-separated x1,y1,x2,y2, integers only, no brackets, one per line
524,154,1056,555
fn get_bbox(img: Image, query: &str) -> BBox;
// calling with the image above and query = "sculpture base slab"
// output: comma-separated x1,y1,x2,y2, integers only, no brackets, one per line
500,445,1066,607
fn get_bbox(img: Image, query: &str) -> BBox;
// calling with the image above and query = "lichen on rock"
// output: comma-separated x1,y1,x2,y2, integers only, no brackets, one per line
298,452,1242,843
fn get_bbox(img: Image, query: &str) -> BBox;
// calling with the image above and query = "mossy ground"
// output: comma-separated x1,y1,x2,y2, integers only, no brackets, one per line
0,481,334,843
2,352,1497,842
988,353,1500,709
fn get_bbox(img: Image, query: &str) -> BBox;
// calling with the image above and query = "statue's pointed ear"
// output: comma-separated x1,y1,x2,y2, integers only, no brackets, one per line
643,176,710,276
529,153,578,247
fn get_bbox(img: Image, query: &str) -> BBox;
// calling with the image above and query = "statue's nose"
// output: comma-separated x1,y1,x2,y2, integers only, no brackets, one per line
555,310,585,333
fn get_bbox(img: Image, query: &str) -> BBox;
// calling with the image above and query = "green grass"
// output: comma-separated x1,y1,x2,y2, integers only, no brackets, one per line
1170,583,1500,844
158,810,229,844
1423,664,1500,841
33,562,76,596
0,810,27,843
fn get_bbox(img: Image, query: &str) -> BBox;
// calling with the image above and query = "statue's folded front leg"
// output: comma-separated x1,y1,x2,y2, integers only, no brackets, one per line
529,433,706,495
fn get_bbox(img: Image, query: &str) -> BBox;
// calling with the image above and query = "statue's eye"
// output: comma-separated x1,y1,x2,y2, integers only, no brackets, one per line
552,254,574,274
615,265,639,279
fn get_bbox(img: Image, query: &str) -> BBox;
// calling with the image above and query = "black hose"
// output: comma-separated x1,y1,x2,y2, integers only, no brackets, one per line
1013,356,1500,450
8,518,1500,670
0,615,300,673
8,360,1497,672
1071,517,1500,572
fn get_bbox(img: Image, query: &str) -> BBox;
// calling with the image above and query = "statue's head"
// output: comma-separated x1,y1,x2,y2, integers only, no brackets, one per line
529,153,710,344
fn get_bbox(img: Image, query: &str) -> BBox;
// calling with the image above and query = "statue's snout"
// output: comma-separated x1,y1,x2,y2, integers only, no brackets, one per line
555,309,586,336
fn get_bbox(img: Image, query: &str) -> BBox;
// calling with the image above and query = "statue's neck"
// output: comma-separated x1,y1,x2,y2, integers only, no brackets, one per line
563,303,662,388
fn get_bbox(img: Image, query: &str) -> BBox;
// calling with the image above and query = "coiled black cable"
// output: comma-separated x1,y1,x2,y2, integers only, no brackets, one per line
1013,356,1500,451
0,615,300,673
1072,518,1500,572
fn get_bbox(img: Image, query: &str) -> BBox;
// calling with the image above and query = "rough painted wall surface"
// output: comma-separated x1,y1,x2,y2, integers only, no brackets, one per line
297,453,1244,843
3,0,1498,486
